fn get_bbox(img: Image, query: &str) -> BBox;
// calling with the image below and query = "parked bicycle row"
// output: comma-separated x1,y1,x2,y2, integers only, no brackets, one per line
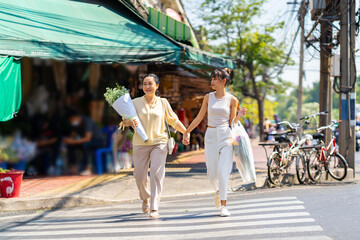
259,111,348,186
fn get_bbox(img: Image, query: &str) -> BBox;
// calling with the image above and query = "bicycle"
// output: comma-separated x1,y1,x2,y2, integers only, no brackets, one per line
262,121,312,186
295,111,329,184
306,120,348,182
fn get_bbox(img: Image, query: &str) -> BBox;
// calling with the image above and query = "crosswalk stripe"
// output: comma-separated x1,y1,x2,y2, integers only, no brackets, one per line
41,236,333,240
0,196,332,240
7,217,315,231
28,202,305,219
0,225,324,238
257,236,333,240
163,196,298,204
22,206,306,223
24,212,310,226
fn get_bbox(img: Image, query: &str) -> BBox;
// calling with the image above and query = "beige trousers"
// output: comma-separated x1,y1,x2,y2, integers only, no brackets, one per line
133,143,168,211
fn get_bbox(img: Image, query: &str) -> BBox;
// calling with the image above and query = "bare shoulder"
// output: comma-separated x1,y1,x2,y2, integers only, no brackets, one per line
230,95,238,105
203,94,210,103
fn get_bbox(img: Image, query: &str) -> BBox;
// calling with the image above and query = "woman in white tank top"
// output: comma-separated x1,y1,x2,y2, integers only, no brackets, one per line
183,68,247,217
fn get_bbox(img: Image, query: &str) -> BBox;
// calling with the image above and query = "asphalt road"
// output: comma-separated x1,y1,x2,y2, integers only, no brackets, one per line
0,178,359,240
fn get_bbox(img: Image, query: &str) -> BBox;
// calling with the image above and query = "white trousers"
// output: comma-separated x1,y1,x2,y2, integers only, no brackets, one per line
204,126,233,200
133,144,168,211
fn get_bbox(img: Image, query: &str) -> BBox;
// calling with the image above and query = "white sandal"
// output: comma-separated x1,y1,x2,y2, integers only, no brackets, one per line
149,211,159,218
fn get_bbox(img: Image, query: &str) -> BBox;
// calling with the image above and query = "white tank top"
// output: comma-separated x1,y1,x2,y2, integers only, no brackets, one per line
208,92,232,127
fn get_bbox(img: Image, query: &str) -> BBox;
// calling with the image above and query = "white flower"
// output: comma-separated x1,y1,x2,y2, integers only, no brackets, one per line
104,84,129,106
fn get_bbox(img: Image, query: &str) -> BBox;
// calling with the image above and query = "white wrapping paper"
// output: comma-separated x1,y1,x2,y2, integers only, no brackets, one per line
112,93,148,142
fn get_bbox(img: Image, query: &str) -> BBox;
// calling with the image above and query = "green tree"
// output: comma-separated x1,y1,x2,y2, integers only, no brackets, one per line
200,0,292,140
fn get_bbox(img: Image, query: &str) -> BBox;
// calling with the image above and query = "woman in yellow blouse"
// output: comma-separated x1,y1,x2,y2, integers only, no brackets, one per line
122,73,189,218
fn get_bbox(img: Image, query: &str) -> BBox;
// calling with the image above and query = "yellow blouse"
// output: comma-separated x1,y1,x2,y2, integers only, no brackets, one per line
132,96,179,146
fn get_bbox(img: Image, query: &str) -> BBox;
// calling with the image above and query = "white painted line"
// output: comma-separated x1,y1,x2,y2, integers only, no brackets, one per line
10,217,315,231
26,211,310,226
42,235,332,240
257,236,333,240
163,196,298,204
27,204,306,220
0,213,43,222
33,200,304,219
1,225,324,238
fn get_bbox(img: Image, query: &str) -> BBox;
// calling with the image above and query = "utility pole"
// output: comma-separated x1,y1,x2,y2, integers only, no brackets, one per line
319,0,332,143
297,0,307,130
339,0,356,176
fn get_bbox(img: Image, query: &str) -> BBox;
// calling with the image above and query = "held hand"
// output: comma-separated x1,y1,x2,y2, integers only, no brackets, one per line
182,132,190,145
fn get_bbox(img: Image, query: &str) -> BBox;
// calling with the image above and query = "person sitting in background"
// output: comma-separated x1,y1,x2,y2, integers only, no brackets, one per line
264,117,271,142
273,114,284,131
31,114,60,175
268,123,277,142
62,109,105,175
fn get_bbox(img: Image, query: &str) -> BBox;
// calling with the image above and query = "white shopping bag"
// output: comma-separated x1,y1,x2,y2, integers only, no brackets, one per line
231,121,256,183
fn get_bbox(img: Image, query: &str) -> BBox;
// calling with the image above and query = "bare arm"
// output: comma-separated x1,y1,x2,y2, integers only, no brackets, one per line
63,132,92,145
174,121,187,134
184,94,209,135
234,103,248,123
229,97,238,126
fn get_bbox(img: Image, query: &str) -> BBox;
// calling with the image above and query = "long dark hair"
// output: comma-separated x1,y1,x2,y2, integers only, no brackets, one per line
211,68,232,86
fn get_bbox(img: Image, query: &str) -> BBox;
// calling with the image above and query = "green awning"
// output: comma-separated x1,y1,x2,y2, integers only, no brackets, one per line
0,57,21,122
181,44,237,69
147,7,191,43
0,0,181,64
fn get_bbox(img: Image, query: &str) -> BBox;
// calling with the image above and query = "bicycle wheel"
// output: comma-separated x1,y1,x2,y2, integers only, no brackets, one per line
296,155,306,184
267,152,283,186
307,150,322,183
327,153,348,181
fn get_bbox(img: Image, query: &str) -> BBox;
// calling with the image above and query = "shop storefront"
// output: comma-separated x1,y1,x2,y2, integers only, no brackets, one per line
0,0,236,176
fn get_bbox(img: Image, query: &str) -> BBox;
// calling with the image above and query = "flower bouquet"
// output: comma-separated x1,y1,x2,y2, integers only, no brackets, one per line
104,84,148,142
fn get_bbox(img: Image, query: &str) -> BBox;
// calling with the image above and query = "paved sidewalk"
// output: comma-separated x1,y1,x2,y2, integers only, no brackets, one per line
20,176,92,198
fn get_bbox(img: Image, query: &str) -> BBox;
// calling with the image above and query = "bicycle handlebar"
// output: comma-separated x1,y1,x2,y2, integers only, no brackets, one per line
317,120,341,132
278,121,300,130
299,111,328,120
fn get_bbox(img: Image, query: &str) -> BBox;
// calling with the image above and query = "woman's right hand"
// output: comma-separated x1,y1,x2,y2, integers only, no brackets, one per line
122,118,139,129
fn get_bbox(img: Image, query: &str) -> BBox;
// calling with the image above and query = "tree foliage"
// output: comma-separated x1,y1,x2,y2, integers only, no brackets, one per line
200,0,293,140
275,81,342,123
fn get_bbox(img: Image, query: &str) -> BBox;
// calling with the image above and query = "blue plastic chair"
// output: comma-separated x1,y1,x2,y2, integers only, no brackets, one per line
95,126,117,175
0,161,7,169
